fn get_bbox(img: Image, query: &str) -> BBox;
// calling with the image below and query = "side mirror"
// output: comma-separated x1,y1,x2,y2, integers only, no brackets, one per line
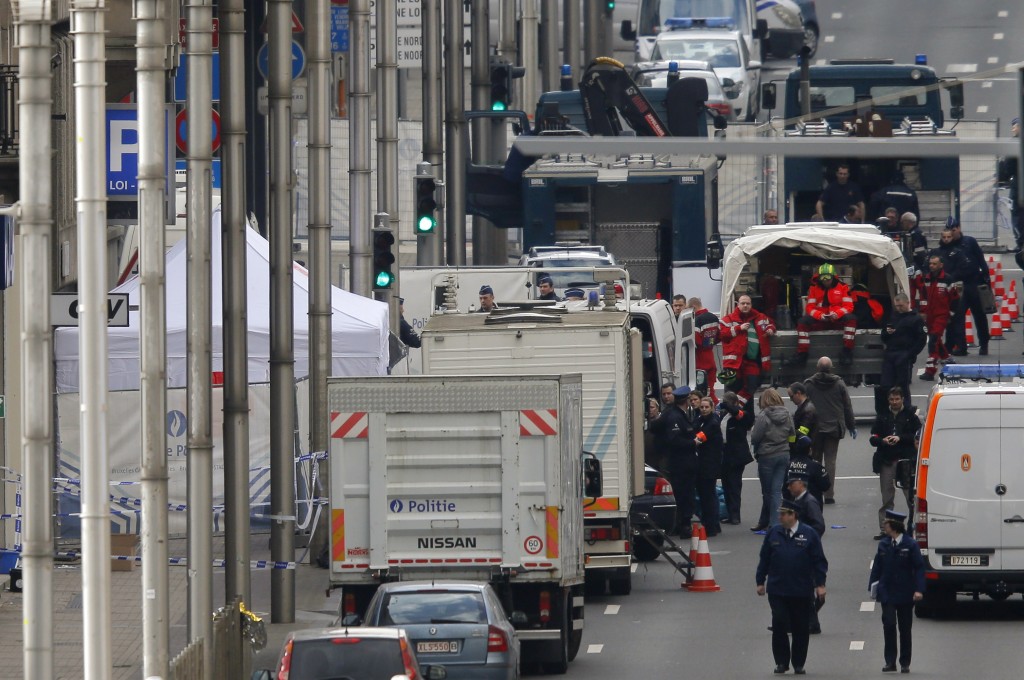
620,20,636,41
948,82,965,120
755,18,768,40
761,83,777,111
712,113,728,130
706,235,724,270
747,60,762,71
341,613,362,626
583,453,603,498
510,610,529,625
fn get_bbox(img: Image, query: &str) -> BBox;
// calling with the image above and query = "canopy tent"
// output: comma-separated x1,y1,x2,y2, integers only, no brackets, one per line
719,224,912,315
55,208,389,393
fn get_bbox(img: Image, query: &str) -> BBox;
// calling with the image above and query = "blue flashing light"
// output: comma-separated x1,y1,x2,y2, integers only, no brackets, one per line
668,61,679,73
665,17,694,30
704,17,735,29
561,64,571,76
940,364,1024,380
915,54,927,65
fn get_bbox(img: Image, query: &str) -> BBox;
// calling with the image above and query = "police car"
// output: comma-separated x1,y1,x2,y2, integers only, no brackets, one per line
517,245,620,296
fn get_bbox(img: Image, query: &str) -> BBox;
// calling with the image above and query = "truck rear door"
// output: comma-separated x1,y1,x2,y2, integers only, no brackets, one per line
999,393,1024,571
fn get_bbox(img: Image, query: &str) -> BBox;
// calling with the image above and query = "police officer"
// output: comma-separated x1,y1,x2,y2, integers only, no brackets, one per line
946,217,992,356
477,284,499,312
536,275,561,301
398,298,421,348
868,510,925,674
786,470,827,636
877,293,926,417
647,385,699,539
756,499,829,675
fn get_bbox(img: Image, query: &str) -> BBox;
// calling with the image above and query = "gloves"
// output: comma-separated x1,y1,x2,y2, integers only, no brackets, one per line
850,428,858,440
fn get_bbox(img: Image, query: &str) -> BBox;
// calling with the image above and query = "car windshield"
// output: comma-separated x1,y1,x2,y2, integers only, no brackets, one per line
290,638,406,680
382,591,488,625
653,38,740,68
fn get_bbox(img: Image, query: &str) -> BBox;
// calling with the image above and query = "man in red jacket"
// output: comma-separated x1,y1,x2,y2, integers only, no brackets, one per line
719,294,776,406
689,296,721,403
918,255,959,381
787,263,857,367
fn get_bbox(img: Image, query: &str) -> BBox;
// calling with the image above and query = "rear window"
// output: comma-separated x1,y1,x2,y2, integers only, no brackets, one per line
869,85,927,107
291,638,406,680
382,591,487,625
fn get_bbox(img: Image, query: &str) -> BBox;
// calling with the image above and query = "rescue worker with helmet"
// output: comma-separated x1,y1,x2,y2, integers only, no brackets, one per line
786,264,857,367
918,254,959,381
718,293,777,407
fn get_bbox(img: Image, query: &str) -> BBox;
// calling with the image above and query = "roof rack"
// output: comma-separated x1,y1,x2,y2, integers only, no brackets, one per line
939,364,1024,383
827,58,896,66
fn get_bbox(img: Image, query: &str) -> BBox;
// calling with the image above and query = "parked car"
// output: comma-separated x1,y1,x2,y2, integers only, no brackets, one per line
358,581,521,680
648,29,761,120
518,244,620,296
630,464,676,562
757,0,805,59
793,0,819,58
257,626,447,680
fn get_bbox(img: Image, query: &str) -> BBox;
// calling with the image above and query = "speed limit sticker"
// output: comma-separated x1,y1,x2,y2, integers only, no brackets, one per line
524,536,543,555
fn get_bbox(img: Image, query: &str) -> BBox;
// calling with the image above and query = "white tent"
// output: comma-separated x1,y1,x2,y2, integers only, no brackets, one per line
54,208,389,393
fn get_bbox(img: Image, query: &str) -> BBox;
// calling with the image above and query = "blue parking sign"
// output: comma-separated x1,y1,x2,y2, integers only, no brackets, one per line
331,6,349,52
105,104,175,200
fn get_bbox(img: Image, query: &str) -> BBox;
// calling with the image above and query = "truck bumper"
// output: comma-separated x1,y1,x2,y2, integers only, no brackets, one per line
517,629,563,641
585,553,633,570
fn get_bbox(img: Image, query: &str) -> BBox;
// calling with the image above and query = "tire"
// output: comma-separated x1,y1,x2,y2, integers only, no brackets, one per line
542,592,571,674
803,23,819,58
609,567,633,596
633,532,662,562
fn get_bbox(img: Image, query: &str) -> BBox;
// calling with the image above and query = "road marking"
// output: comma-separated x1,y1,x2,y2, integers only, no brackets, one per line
631,562,638,573
850,641,865,651
988,57,999,64
947,64,977,74
824,35,835,43
998,10,1008,18
994,33,1005,40
860,601,876,612
604,604,620,615
831,12,842,19
978,105,990,113
815,59,826,66
982,81,994,88
587,644,604,654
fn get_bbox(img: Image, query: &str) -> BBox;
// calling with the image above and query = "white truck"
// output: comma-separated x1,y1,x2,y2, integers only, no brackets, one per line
327,374,594,674
421,297,695,596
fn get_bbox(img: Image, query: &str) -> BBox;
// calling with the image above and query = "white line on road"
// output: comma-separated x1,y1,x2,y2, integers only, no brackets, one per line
978,105,990,113
988,57,999,64
998,10,1009,18
631,562,638,573
604,604,620,615
850,641,866,651
994,33,1005,40
824,35,835,43
983,81,994,88
947,64,978,74
831,12,842,19
860,601,876,612
587,644,604,654
815,59,826,66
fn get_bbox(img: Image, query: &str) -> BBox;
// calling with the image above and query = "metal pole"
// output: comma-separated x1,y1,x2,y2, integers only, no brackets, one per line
268,0,296,622
520,0,539,116
135,0,170,675
563,0,581,74
72,3,113,678
419,0,444,265
470,0,496,265
306,0,333,565
185,1,215,674
220,0,252,610
445,0,467,265
540,0,559,93
14,3,53,677
349,0,372,293
582,0,601,66
377,0,399,330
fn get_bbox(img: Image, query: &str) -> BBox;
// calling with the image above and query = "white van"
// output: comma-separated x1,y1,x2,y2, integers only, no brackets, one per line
912,364,1024,617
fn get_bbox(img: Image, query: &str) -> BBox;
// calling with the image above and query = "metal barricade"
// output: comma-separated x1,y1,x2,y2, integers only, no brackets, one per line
169,638,204,680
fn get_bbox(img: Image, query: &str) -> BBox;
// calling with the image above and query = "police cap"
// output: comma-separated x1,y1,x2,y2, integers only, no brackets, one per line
672,385,692,398
884,509,907,523
564,288,585,300
479,285,494,296
780,499,800,514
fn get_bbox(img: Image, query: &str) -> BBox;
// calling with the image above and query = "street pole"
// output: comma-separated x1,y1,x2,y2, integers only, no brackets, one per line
349,0,372,293
444,0,467,265
419,0,444,265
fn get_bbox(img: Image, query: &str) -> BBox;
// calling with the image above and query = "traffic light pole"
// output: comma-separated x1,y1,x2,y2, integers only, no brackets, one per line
420,0,444,265
444,0,467,265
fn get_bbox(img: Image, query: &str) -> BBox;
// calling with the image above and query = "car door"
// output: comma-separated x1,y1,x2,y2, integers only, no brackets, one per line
999,393,1024,571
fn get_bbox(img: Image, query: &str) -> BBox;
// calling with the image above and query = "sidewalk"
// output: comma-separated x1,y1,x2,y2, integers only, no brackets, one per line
0,535,338,679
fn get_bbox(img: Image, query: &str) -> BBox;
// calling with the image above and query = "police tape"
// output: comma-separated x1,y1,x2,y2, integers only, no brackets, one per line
54,551,298,570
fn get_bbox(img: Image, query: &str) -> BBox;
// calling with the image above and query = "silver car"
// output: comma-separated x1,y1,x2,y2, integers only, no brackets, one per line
361,581,520,680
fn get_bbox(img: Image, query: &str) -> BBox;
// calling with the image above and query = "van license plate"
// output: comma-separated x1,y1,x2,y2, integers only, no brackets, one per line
946,555,985,566
417,640,457,654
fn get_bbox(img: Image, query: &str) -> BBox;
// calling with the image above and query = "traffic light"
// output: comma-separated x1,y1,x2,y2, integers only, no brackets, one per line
414,172,438,234
372,226,395,289
489,58,526,111
605,0,615,15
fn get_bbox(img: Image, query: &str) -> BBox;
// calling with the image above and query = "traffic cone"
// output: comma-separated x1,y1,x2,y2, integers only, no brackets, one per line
684,525,721,592
688,520,702,573
1001,298,1014,333
995,267,1005,299
965,311,975,346
1009,280,1020,322
990,309,1003,340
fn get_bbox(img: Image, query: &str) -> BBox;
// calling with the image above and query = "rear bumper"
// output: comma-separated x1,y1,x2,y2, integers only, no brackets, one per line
584,553,632,570
924,565,1024,591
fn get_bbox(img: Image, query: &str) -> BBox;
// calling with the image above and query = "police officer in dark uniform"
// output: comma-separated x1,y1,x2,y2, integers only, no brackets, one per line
756,499,829,675
398,298,421,348
536,274,561,301
868,510,925,674
647,385,699,539
946,217,992,356
877,293,926,417
784,436,831,510
868,172,920,223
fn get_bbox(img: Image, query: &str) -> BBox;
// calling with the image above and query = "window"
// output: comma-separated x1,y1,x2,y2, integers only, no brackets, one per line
383,592,487,625
799,86,855,110
291,639,406,680
870,85,926,107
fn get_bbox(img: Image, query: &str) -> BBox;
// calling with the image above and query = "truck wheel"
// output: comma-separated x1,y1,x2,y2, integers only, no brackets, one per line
609,567,632,596
542,592,571,674
632,532,662,562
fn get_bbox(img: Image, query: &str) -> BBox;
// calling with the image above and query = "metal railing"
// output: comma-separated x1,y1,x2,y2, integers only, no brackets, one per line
169,597,262,678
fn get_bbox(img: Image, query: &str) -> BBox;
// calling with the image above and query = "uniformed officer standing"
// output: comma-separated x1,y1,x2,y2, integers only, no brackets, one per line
756,499,829,675
868,510,925,674
647,385,699,539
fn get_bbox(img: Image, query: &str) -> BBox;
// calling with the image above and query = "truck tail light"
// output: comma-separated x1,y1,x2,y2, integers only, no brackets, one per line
708,102,732,118
586,527,622,541
487,625,510,652
914,497,927,548
653,477,673,496
539,590,551,623
343,591,357,616
277,639,294,680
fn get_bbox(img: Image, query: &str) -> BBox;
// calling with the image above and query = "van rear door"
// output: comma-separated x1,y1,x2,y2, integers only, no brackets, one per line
998,393,1024,571
926,394,1002,569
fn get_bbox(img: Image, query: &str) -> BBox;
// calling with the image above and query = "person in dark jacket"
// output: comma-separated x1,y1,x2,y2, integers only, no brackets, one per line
719,391,754,525
536,274,561,301
756,499,829,676
868,172,920,223
784,436,831,509
786,470,827,636
869,388,921,538
876,293,927,416
803,357,857,505
868,510,925,674
750,388,795,531
398,298,422,348
647,385,699,539
935,228,974,355
946,217,992,356
694,397,724,535
787,382,817,451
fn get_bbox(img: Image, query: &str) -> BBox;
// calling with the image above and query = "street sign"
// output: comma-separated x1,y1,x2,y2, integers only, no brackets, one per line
175,107,222,155
173,53,222,104
179,17,220,50
105,104,175,201
256,80,309,116
258,10,305,34
257,40,306,81
51,293,131,327
175,159,222,190
331,5,349,52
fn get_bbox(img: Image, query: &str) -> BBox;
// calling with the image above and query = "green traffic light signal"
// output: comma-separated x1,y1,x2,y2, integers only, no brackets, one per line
371,227,396,289
414,175,438,234
491,100,508,112
374,270,394,288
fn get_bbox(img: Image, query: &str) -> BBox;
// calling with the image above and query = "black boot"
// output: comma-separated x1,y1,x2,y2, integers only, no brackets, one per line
839,347,853,366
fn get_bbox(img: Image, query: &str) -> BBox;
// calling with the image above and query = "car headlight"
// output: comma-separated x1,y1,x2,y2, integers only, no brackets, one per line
772,6,803,29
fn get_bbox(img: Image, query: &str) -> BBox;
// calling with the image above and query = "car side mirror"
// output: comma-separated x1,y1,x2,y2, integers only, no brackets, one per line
706,235,724,270
747,60,762,70
761,82,776,111
621,19,636,41
947,82,964,120
712,113,728,130
583,453,603,498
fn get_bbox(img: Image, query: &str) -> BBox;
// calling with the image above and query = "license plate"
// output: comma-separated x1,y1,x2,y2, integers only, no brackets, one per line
946,555,985,566
417,640,458,654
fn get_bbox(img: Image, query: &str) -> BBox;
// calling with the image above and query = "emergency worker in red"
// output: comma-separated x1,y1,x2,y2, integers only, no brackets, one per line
788,264,857,366
719,294,776,406
689,297,721,403
850,284,884,329
918,255,959,381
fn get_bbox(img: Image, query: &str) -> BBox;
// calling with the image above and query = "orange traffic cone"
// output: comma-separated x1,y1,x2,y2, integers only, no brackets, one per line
688,520,702,575
990,309,1003,340
684,525,721,592
1002,298,1014,333
995,267,1005,299
1009,280,1020,322
965,311,975,346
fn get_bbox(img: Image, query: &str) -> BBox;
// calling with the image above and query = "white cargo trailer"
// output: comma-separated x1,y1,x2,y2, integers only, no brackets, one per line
327,374,590,673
